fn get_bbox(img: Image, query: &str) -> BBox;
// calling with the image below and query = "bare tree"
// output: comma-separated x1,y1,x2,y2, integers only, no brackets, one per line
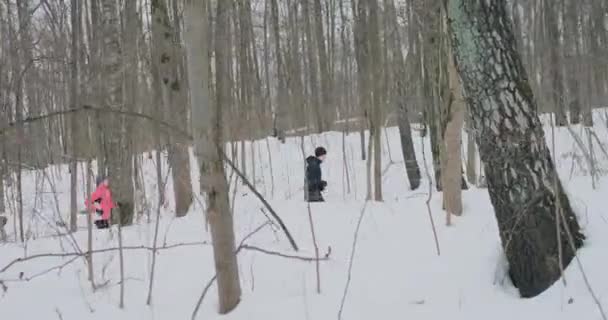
184,0,242,313
384,0,421,190
368,0,383,201
69,0,81,233
100,0,135,226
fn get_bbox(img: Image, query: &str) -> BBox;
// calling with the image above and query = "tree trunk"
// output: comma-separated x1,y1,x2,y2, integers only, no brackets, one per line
303,0,325,133
11,1,25,242
545,1,567,126
69,0,80,233
269,0,286,141
564,0,581,125
101,0,134,226
184,0,242,313
151,0,193,217
314,0,332,126
368,0,383,201
466,119,477,185
442,5,464,220
0,159,4,214
385,0,421,190
447,0,584,298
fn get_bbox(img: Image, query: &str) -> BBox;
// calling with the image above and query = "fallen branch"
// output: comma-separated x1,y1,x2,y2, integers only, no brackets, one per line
419,134,441,255
191,274,218,320
240,245,330,262
221,149,299,251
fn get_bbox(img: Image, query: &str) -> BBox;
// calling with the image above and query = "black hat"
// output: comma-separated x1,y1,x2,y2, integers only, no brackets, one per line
315,147,327,157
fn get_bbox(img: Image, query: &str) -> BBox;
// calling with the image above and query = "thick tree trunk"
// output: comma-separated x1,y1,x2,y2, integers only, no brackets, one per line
448,0,584,298
101,0,134,226
151,0,193,217
184,0,241,313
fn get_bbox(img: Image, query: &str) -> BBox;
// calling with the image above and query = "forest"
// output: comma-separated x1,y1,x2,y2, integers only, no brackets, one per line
1,0,607,319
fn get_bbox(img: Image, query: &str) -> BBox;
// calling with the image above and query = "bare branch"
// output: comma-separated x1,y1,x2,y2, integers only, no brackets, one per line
0,241,210,274
221,149,300,251
239,245,330,262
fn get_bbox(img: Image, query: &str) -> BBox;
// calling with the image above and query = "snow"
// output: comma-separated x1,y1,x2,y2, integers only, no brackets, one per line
1,111,608,319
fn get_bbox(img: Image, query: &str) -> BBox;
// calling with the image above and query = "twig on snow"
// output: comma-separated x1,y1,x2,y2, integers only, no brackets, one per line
558,206,607,320
419,134,441,255
191,274,218,320
239,245,330,262
306,202,322,293
338,201,369,320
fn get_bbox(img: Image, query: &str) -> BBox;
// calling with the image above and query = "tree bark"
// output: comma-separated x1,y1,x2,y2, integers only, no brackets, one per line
465,119,477,185
545,1,567,126
11,1,25,242
447,0,584,298
385,0,421,190
368,0,383,201
101,0,134,226
269,0,287,141
303,0,325,133
69,0,81,233
151,0,193,217
184,0,242,313
314,0,332,125
443,18,464,219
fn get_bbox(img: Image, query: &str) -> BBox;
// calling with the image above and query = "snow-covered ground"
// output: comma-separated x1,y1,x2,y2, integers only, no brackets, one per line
1,112,608,320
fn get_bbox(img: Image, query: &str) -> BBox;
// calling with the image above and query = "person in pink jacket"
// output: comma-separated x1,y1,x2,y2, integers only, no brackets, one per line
85,175,115,229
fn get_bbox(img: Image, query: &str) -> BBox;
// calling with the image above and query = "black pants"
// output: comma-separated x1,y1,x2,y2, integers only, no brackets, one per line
307,190,325,202
94,209,110,229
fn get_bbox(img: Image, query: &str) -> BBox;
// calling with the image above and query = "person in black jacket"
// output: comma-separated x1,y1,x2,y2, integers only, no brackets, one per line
305,147,327,202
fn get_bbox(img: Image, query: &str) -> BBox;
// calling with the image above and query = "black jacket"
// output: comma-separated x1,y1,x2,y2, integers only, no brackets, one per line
306,156,326,192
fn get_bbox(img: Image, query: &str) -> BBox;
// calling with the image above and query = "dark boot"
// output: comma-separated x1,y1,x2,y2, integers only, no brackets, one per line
95,219,109,229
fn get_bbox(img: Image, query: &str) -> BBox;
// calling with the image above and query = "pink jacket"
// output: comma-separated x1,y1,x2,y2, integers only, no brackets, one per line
85,184,115,220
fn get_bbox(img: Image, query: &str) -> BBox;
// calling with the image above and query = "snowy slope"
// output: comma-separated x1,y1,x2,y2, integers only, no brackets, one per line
1,112,608,320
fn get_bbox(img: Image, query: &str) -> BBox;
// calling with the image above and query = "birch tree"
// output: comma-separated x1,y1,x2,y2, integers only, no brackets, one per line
447,0,585,297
